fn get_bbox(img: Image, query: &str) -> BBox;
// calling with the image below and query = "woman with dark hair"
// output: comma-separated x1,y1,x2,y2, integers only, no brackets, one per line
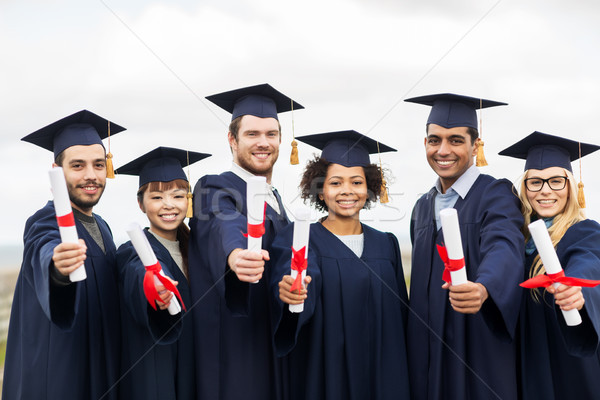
500,131,600,399
270,131,410,400
115,147,210,400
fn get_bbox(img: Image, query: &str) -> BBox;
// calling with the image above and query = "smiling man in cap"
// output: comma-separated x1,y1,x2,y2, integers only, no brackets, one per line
404,94,524,400
188,84,303,400
3,110,125,400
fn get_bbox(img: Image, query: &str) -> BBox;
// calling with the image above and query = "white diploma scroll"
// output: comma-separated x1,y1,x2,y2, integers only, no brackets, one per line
247,176,266,283
126,223,181,315
289,207,311,313
528,219,582,326
48,167,86,282
439,208,468,285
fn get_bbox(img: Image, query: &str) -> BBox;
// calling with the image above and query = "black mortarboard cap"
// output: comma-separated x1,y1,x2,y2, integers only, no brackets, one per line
498,131,600,172
206,83,304,121
295,130,396,167
21,110,126,159
116,146,211,188
404,93,507,130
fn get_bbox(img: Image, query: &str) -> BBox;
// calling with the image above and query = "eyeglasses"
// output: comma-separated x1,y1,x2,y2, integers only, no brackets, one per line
524,176,568,192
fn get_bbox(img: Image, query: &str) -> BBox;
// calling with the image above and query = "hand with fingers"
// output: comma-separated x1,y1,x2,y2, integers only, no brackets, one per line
547,283,585,311
155,277,178,311
52,239,87,276
227,248,269,282
442,280,489,314
278,274,312,305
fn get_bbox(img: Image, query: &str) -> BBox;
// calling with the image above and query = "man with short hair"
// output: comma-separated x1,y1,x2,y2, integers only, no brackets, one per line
404,94,524,400
3,110,125,400
188,84,303,400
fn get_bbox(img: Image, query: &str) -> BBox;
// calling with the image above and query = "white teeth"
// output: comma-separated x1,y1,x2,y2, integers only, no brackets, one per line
254,153,269,159
338,200,356,204
160,214,177,220
539,200,556,204
437,160,455,165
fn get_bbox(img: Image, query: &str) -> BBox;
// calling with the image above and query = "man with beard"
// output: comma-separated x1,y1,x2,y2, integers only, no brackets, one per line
3,110,125,400
188,84,303,400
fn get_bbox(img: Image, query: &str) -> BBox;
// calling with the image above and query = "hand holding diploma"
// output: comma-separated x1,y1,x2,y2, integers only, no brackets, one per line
126,223,185,315
227,248,268,283
49,167,87,282
520,219,600,326
279,275,311,306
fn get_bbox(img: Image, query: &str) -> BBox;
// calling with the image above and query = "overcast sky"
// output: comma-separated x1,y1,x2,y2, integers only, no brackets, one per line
2,0,600,253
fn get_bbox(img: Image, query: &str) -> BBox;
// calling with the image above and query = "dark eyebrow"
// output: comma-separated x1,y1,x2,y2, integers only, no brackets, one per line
448,134,467,140
327,175,364,180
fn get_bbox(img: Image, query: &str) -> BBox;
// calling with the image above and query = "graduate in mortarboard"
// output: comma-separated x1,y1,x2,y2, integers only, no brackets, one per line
404,94,525,400
188,84,303,400
500,131,600,399
269,130,410,400
115,147,210,400
3,110,125,400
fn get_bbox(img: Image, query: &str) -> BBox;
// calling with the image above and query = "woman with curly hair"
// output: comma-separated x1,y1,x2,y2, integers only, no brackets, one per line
269,130,410,400
500,131,600,399
115,147,210,400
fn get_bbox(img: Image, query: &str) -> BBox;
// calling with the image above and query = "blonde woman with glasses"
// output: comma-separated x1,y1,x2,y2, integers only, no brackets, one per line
500,131,600,399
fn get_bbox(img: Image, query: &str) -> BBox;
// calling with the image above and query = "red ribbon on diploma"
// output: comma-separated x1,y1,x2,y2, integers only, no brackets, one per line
290,246,307,292
244,202,267,238
143,262,186,311
436,244,465,284
56,212,75,228
520,270,600,289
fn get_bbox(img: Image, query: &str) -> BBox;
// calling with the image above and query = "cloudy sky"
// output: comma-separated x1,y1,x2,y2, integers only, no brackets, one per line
1,0,600,254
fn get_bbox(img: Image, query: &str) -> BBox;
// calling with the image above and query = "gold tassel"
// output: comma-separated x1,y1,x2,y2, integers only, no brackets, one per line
106,152,115,178
475,99,488,167
578,181,586,209
186,191,194,218
290,98,300,165
186,150,194,218
577,142,586,208
106,121,115,178
290,139,299,165
476,140,488,167
380,177,389,204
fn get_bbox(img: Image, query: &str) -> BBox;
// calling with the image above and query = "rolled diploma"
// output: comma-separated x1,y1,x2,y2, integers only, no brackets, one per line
126,223,181,315
49,167,86,282
247,176,266,283
528,219,581,326
439,208,468,285
289,207,311,313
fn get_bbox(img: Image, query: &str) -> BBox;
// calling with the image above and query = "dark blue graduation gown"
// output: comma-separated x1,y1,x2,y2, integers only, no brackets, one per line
188,171,290,400
2,201,121,400
519,219,600,399
116,229,195,400
270,222,410,400
408,175,525,400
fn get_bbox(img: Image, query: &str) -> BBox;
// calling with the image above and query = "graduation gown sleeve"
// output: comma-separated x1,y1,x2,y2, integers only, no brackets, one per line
116,230,182,344
22,201,79,329
555,219,600,355
190,173,252,314
471,178,525,339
